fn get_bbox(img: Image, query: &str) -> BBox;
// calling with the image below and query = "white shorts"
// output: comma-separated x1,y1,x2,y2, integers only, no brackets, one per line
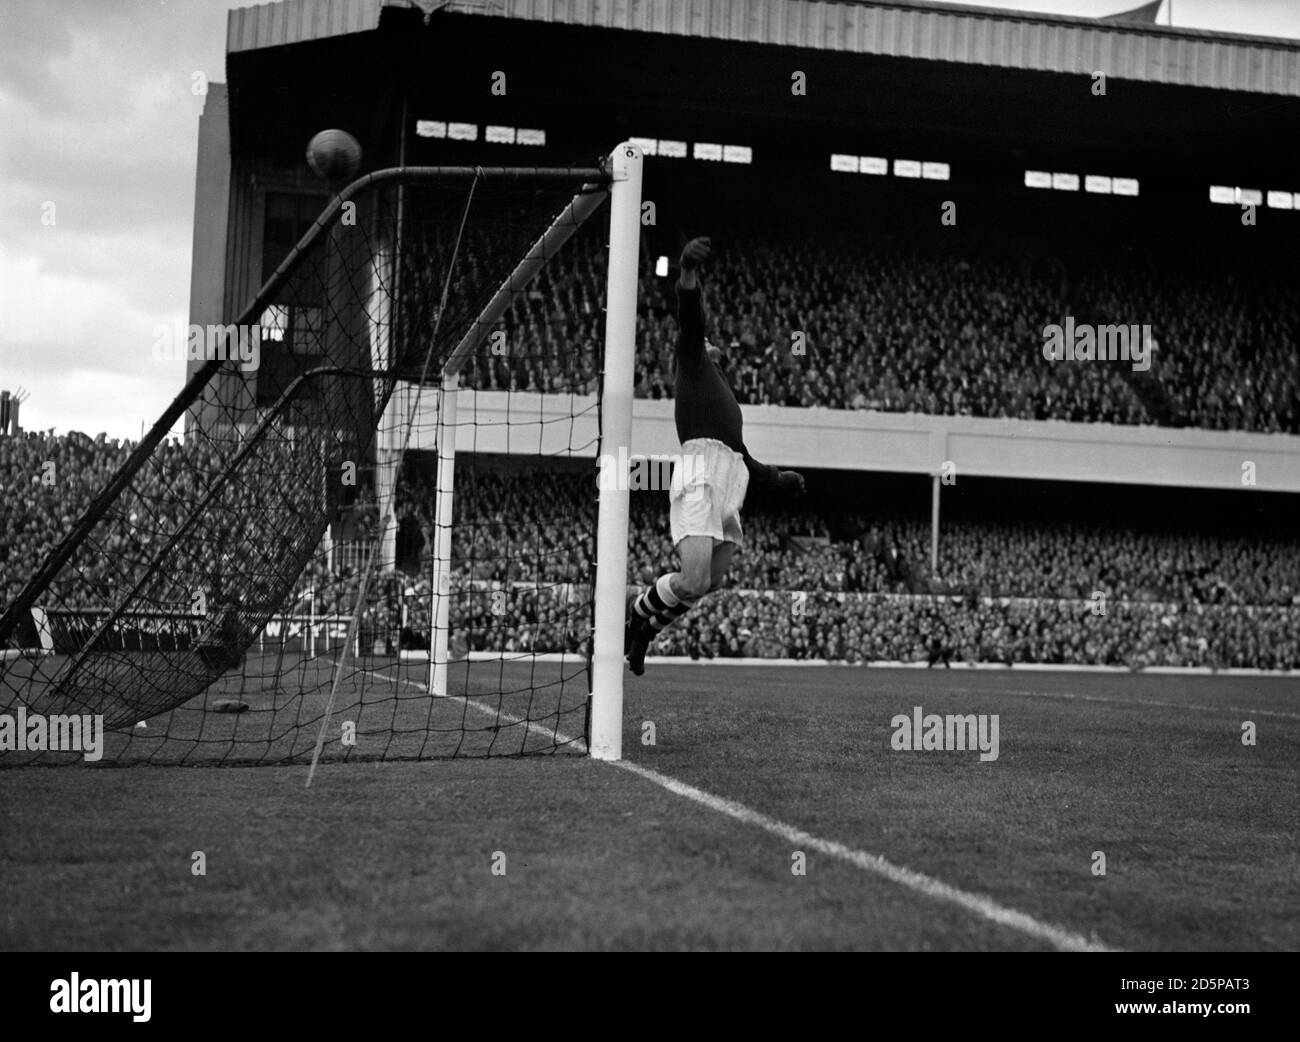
669,438,750,547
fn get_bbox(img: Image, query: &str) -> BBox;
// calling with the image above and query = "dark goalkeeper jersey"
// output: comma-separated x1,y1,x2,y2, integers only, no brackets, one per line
673,283,779,488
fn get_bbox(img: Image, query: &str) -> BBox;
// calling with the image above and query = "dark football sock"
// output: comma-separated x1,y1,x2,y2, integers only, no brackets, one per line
633,574,701,634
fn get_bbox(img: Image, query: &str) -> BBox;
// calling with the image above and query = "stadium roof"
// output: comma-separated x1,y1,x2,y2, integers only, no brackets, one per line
228,0,1300,96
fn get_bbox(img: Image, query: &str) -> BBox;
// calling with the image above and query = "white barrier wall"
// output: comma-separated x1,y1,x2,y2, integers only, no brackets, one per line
398,389,1300,493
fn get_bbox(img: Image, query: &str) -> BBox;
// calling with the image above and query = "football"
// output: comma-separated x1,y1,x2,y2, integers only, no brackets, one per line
305,128,362,180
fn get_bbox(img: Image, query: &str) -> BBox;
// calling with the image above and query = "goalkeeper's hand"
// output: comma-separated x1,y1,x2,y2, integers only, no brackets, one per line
679,236,712,271
775,469,805,496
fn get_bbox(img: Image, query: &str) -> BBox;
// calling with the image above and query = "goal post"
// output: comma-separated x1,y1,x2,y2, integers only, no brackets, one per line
428,370,458,698
589,142,644,761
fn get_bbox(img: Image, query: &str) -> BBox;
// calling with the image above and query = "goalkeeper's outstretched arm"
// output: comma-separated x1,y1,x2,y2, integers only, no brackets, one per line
675,236,711,368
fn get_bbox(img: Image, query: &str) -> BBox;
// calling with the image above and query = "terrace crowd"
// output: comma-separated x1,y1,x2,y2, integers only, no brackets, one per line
3,431,1298,670
459,235,1300,435
376,466,1300,668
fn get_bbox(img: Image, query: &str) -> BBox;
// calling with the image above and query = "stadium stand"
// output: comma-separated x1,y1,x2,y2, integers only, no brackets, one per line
8,430,1295,670
457,232,1300,434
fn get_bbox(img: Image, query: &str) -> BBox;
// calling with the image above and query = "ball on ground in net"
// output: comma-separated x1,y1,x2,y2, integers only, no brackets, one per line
211,699,250,714
306,129,362,180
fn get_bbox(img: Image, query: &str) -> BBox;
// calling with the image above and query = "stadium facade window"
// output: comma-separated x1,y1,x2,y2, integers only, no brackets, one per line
259,304,287,342
1024,170,1052,189
693,142,724,161
1085,175,1113,194
1051,172,1080,191
658,139,687,158
894,159,921,178
722,145,752,165
921,161,950,181
1208,185,1235,204
1236,187,1263,206
258,193,331,407
1112,177,1139,196
830,154,890,175
1266,190,1294,209
293,308,324,355
630,136,658,155
416,120,541,146
262,192,328,303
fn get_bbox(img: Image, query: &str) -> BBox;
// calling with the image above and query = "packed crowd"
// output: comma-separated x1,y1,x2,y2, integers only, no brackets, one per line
389,469,1299,608
4,434,1299,671
653,591,1300,672
0,429,199,612
459,235,1300,434
364,466,1299,667
0,427,335,624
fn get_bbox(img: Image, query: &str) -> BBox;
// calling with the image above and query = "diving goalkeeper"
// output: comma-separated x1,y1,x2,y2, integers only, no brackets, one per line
625,236,805,675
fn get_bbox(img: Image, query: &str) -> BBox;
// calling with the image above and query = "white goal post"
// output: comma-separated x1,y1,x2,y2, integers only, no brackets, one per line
396,143,643,759
588,143,644,760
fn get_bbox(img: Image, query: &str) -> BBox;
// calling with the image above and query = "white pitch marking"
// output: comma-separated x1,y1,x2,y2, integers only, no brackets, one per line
613,758,1117,952
370,669,587,751
372,668,1115,951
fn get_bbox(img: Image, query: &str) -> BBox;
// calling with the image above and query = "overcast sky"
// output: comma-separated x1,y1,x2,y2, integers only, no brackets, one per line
2,0,1298,441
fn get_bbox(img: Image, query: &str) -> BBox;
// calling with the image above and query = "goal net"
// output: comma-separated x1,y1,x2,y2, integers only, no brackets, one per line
0,146,643,767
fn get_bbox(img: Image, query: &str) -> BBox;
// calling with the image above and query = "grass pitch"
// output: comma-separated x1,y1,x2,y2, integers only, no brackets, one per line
1,665,1296,950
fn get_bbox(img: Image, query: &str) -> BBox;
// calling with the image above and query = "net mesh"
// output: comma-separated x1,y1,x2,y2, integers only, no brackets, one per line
0,167,612,765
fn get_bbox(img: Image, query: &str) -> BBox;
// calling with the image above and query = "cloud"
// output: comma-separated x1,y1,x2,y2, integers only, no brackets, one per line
0,0,228,439
0,241,188,437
